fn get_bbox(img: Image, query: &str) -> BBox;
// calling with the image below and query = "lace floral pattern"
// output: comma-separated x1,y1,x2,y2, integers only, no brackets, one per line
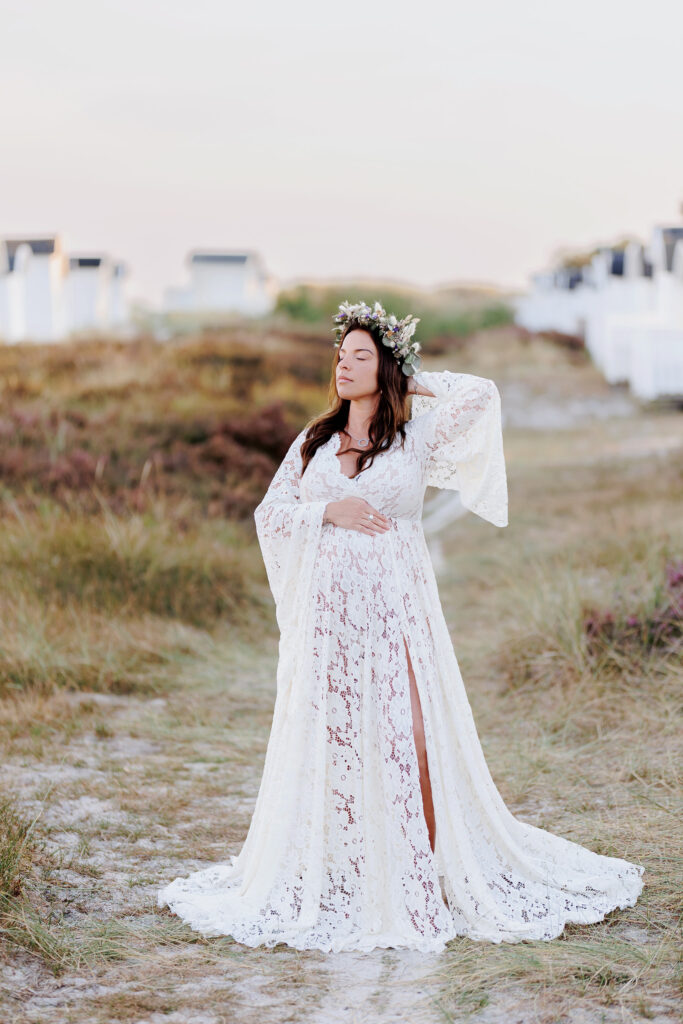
411,370,508,526
157,370,644,952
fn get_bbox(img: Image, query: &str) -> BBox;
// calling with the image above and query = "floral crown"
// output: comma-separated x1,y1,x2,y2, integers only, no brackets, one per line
332,299,422,376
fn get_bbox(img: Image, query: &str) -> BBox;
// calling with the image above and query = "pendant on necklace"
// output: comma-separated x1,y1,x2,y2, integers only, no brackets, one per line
343,429,370,447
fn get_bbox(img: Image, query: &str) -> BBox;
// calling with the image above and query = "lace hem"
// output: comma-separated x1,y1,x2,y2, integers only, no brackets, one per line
157,861,644,953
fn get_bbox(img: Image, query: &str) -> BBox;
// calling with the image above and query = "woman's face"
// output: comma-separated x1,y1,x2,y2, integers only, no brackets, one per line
335,329,379,399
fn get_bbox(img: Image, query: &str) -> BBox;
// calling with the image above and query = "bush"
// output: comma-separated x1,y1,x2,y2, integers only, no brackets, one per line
583,559,683,662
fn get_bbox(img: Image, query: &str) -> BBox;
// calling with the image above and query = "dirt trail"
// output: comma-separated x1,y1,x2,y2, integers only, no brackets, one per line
0,653,455,1024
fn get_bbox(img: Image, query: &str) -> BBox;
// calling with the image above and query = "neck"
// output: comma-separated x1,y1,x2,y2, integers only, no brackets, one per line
345,397,376,438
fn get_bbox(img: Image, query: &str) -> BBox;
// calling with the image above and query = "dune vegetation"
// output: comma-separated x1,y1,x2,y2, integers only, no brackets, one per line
0,295,681,1023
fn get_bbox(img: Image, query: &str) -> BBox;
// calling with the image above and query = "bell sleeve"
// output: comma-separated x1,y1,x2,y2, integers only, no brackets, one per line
410,370,509,528
253,428,330,634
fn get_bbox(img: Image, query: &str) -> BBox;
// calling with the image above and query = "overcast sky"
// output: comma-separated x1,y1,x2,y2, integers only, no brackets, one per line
2,0,682,306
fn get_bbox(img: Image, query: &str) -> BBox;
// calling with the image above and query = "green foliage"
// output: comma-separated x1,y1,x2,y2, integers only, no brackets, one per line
274,283,514,344
274,286,325,323
497,541,683,697
2,517,253,627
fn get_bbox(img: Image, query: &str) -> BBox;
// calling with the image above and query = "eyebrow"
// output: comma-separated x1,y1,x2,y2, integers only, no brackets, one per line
339,347,374,354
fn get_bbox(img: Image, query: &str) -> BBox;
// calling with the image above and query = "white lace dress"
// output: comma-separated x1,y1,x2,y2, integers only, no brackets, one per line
157,369,645,953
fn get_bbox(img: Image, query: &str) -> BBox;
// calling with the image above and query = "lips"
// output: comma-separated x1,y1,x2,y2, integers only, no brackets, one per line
338,377,353,382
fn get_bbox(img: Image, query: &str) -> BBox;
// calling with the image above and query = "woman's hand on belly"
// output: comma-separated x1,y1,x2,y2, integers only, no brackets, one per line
323,498,392,535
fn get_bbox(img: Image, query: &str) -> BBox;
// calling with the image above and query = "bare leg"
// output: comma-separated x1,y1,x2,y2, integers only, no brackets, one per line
403,635,436,854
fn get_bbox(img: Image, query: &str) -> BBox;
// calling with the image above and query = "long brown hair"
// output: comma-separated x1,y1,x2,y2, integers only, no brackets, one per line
300,317,412,479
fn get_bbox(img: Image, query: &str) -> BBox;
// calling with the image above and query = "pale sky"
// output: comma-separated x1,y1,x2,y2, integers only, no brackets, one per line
2,0,682,307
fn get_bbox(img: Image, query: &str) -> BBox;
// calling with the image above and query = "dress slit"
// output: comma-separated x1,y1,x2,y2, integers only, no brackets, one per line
400,632,437,862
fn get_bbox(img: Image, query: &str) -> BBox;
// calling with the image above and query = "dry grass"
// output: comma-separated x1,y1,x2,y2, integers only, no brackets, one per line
0,322,681,1023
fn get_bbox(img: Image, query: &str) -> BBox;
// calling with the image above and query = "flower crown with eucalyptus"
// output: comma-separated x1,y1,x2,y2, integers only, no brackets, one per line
332,300,422,378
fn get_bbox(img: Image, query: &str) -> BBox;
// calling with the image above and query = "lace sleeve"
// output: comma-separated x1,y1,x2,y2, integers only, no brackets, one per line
410,370,508,528
254,428,329,632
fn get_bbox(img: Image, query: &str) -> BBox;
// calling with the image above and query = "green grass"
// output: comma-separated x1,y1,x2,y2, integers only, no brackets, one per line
0,505,256,629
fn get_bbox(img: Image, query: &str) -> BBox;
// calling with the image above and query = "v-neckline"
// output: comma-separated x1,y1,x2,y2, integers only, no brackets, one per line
332,431,363,482
330,428,406,481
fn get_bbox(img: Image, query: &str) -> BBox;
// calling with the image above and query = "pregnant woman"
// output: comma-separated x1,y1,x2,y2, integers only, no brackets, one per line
158,299,644,953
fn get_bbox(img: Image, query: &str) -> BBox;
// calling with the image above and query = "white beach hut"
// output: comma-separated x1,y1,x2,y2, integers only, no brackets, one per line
0,236,131,342
65,255,131,334
514,219,683,400
0,236,68,342
163,249,275,318
627,226,683,400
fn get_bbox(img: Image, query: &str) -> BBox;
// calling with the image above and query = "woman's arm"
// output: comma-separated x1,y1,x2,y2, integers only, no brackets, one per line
254,429,329,630
407,377,437,398
409,370,508,528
